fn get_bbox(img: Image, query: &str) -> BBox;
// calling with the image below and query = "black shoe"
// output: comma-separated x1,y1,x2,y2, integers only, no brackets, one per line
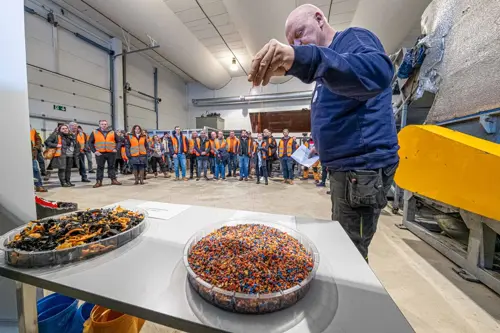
256,180,260,184
89,170,95,173
81,178,91,183
68,182,76,187
196,178,200,181
239,177,243,181
265,179,268,185
61,182,72,188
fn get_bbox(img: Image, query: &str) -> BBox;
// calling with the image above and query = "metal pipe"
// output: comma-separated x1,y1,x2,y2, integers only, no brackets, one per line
401,103,408,128
154,67,159,130
109,54,115,129
123,52,128,130
436,108,500,126
114,45,160,58
192,91,313,107
29,114,99,127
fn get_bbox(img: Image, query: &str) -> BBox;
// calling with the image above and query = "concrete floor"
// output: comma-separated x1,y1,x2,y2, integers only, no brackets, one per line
35,171,500,333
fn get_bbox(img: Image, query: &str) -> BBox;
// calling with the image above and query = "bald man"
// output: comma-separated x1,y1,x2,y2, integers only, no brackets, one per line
248,4,399,261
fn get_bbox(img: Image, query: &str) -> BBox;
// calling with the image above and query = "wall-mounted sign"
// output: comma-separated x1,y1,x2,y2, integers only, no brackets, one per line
53,105,66,111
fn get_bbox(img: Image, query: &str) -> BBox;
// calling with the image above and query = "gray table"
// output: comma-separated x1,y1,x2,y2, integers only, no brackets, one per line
0,200,413,333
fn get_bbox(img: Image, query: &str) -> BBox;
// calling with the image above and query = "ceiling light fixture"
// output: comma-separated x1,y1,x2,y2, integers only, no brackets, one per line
230,58,238,71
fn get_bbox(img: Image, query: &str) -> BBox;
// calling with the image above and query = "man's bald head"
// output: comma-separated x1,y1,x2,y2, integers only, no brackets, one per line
285,4,335,47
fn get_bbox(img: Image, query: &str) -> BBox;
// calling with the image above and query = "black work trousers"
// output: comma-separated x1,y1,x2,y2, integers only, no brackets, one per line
151,156,166,173
57,157,74,184
329,163,397,260
96,152,116,181
256,163,268,181
189,154,198,178
266,159,274,177
115,158,125,173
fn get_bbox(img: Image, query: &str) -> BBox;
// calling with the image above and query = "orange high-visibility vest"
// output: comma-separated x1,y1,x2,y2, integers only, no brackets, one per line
226,137,239,153
54,136,62,157
278,138,293,157
211,138,226,154
189,138,196,154
129,135,147,157
171,135,188,154
193,138,202,156
30,128,37,145
121,146,127,160
256,141,268,160
76,132,86,152
93,130,116,153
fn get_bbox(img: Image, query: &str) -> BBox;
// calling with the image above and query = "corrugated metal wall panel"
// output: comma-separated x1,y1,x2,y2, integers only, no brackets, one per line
24,13,111,135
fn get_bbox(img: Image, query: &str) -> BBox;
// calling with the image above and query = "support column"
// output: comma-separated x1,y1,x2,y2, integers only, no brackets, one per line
154,67,159,130
0,0,37,325
110,38,125,130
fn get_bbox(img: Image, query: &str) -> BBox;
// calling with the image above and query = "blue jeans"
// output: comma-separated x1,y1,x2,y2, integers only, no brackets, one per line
32,160,43,187
281,156,294,180
214,159,225,179
173,153,187,178
197,157,208,177
239,155,249,178
228,153,238,175
210,157,216,174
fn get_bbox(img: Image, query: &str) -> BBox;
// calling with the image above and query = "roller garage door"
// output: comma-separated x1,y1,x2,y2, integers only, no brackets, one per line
24,12,111,139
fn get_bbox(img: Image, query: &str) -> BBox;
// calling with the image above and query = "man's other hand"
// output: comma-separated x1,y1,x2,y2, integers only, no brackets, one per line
248,39,294,86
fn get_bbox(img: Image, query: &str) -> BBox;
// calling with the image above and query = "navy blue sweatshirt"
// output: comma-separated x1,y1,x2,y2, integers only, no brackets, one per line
287,27,399,171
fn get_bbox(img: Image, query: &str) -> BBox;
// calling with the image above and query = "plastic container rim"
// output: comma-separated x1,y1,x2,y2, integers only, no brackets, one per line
0,206,148,255
182,220,320,299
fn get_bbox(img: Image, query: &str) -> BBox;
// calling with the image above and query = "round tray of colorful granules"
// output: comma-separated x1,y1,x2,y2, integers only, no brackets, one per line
183,222,320,314
0,206,147,268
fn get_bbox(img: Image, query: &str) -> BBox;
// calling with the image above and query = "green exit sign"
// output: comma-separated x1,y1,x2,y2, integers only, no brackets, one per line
53,105,66,111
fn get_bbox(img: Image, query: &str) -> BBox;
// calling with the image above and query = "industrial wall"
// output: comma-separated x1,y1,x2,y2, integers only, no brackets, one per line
24,6,111,139
125,54,188,132
25,0,188,138
188,77,314,130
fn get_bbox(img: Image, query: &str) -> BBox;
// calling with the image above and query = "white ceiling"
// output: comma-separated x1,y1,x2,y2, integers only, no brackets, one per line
165,0,250,77
56,0,428,86
166,0,364,78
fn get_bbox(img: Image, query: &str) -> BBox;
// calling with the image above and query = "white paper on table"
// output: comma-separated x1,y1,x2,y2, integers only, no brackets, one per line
292,144,320,168
229,210,297,230
138,202,190,220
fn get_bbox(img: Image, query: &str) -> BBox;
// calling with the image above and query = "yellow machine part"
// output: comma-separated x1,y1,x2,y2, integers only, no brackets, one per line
396,125,500,221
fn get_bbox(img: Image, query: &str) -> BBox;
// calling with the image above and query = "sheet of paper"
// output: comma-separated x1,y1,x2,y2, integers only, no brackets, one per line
138,202,190,220
229,210,297,230
292,144,320,168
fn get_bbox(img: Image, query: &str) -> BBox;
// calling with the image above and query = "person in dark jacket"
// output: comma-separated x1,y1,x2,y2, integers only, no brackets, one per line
44,124,80,187
237,130,253,181
114,130,126,174
149,135,170,178
194,130,211,180
263,129,277,178
125,125,148,185
248,4,399,261
255,133,269,185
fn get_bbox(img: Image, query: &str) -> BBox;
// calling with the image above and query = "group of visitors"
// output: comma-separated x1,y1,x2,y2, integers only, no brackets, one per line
30,120,325,191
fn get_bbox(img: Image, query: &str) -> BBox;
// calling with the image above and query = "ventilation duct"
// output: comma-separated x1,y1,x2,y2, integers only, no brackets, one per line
351,0,431,53
192,91,312,107
78,0,231,89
